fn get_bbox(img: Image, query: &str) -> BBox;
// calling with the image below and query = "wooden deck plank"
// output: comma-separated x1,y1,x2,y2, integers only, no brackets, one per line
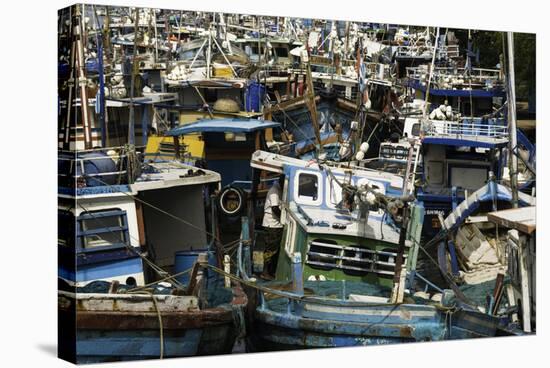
487,206,536,234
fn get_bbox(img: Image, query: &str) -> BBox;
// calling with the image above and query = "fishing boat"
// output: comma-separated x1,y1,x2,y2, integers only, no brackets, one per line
56,5,537,360
409,104,535,238
57,146,250,363
378,32,536,238
58,266,248,363
58,147,221,286
244,150,505,350
392,27,460,77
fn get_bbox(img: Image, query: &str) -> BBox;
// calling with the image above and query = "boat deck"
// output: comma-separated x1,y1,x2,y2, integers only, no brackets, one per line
288,202,401,244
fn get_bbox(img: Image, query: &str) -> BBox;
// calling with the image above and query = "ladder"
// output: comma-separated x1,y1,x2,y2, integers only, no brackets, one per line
402,139,421,195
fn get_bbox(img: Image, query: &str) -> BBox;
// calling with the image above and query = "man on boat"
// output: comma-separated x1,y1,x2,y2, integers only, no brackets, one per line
261,177,284,279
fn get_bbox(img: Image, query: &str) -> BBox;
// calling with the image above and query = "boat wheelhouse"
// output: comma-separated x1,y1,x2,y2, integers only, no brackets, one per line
234,37,301,66
251,150,406,283
58,147,221,287
416,117,510,237
163,118,288,233
165,118,281,187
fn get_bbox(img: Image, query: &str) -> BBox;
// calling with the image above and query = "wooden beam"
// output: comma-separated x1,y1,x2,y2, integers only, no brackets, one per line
487,207,536,234
135,201,146,246
186,253,208,296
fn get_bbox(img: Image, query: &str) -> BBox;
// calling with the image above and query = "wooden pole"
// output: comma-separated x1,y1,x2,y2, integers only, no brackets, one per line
506,32,519,208
75,5,92,149
291,252,304,314
422,27,440,120
206,26,211,79
391,205,410,304
92,5,106,148
305,61,322,151
63,10,76,150
518,234,531,332
128,8,139,146
153,9,158,63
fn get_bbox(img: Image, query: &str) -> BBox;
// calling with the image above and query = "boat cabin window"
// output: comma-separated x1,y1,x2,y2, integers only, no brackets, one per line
274,47,289,58
294,170,323,206
224,132,247,142
202,88,218,103
77,209,129,249
449,166,488,191
326,176,361,209
250,45,266,56
296,172,318,201
426,161,444,186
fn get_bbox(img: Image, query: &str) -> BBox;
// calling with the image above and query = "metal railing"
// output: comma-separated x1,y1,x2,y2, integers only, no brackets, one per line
363,62,391,81
406,66,503,90
422,119,509,140
58,147,129,185
305,240,404,277
395,45,460,59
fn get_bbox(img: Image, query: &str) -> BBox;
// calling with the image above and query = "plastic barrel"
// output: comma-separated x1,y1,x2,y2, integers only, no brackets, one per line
174,249,216,285
75,152,118,187
245,82,266,112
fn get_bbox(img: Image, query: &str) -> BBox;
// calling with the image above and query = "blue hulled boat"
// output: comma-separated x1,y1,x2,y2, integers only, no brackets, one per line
244,150,506,350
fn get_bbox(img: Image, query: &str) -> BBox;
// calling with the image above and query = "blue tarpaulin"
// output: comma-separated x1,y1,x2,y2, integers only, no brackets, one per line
165,118,280,136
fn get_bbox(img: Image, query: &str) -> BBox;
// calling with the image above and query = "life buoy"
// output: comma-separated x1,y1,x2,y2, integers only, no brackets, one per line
217,186,246,218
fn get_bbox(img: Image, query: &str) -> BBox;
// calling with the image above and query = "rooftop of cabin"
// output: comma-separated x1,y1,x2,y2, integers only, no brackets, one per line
165,118,280,136
58,148,220,198
133,160,220,190
251,150,405,189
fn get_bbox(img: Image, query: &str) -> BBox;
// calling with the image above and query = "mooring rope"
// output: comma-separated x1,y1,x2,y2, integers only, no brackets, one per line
126,289,165,359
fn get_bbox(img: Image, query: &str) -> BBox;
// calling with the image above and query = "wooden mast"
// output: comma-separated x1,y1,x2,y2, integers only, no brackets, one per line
506,32,519,208
74,5,93,149
304,34,322,153
128,7,139,147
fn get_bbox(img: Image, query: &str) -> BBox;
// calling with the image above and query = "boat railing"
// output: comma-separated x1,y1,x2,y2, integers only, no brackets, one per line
331,86,359,101
395,44,459,59
422,119,509,141
406,66,503,89
442,44,460,59
58,147,129,185
363,62,391,81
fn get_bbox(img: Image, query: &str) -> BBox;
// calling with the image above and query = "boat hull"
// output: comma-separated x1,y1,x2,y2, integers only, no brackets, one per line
248,297,499,351
59,285,248,363
73,324,236,363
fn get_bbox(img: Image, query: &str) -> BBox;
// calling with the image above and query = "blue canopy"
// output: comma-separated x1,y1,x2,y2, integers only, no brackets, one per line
165,118,281,136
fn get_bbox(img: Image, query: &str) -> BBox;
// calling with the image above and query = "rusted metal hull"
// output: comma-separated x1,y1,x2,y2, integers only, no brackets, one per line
248,296,500,351
59,286,247,363
250,319,416,351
